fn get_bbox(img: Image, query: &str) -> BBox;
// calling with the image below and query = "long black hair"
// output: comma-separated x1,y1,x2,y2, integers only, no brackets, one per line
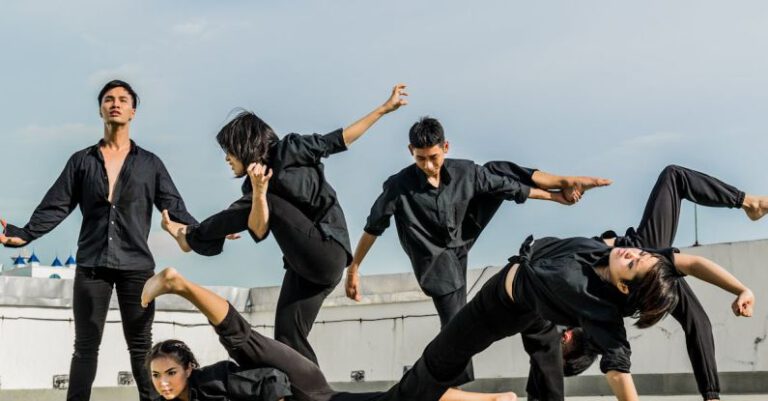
216,110,279,176
627,255,680,328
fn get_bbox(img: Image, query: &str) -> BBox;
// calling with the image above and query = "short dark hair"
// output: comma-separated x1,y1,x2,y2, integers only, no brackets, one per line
562,327,598,376
627,254,680,328
146,339,199,372
216,110,279,177
409,116,445,148
98,80,139,109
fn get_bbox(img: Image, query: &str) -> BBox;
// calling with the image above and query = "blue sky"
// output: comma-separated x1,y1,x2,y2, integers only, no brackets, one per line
1,1,767,286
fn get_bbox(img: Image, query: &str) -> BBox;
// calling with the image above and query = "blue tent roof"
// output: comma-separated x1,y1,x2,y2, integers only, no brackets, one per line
13,255,26,265
51,257,63,267
65,255,76,265
28,253,40,263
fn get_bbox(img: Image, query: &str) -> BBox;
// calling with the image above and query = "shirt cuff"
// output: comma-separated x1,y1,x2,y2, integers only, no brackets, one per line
323,128,347,155
363,226,385,236
3,224,35,247
702,391,720,400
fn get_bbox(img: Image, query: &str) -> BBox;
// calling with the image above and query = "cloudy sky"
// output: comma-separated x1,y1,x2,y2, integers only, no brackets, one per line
1,1,767,287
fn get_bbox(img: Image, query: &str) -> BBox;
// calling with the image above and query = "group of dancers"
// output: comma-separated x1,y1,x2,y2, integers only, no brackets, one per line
0,80,762,401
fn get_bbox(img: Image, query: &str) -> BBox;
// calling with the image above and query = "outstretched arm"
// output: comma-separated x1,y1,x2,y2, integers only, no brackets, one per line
605,371,639,401
1,219,27,247
342,83,408,147
675,253,754,317
345,232,378,301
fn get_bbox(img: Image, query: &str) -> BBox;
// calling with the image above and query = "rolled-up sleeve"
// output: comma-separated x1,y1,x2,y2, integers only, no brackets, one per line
482,161,538,187
363,177,400,236
582,319,632,373
474,163,531,204
274,129,347,166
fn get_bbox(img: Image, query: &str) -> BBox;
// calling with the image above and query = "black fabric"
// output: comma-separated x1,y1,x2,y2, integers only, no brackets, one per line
186,130,352,263
364,159,535,297
601,165,744,399
513,236,633,373
187,192,345,363
521,320,564,401
154,361,292,401
67,266,156,401
431,284,475,384
3,140,197,270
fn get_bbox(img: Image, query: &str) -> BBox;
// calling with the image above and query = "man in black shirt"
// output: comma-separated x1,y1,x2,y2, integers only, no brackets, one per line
1,80,197,401
344,116,611,396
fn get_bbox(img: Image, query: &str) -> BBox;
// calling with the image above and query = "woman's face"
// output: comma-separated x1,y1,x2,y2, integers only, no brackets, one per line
607,247,659,294
151,356,192,400
225,153,246,176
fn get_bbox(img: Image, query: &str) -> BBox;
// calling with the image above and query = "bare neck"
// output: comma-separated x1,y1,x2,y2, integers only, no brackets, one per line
102,124,131,150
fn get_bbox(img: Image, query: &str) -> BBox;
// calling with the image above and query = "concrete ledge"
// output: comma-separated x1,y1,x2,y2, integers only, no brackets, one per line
3,373,765,401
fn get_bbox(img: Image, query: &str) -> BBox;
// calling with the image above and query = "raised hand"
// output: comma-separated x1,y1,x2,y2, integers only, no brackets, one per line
247,163,273,197
381,83,409,114
0,219,27,247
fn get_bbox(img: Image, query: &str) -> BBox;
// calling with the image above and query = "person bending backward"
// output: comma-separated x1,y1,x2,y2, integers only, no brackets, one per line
528,165,764,401
345,116,611,391
141,268,519,401
141,231,753,401
160,84,408,365
0,80,198,401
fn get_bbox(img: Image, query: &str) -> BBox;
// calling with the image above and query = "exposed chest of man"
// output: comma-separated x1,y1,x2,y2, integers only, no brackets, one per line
100,146,130,203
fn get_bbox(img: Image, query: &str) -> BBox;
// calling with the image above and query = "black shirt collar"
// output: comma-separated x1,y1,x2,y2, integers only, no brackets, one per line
415,161,453,190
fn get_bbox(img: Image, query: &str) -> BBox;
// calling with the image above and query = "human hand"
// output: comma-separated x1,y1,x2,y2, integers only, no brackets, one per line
247,163,273,197
732,289,754,317
0,219,27,247
345,267,362,302
381,83,409,114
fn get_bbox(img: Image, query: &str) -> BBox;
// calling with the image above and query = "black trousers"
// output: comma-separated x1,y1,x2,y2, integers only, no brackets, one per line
214,303,402,401
397,264,542,401
186,193,346,365
615,165,743,400
67,266,156,401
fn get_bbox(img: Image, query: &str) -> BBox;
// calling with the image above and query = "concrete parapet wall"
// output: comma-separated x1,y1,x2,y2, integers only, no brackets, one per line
0,239,766,395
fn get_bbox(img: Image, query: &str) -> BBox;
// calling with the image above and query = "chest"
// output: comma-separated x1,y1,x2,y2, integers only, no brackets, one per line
101,149,129,189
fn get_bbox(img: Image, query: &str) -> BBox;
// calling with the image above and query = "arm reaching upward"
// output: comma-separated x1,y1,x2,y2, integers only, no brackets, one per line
342,84,408,147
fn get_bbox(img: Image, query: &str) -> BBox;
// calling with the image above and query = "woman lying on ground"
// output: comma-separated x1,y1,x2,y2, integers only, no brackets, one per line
141,268,518,401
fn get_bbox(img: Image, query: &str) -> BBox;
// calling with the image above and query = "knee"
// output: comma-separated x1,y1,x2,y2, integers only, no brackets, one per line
660,164,685,180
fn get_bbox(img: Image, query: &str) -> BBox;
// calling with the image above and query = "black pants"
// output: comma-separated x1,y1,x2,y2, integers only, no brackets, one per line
214,303,400,401
615,165,743,400
396,264,542,401
187,193,347,365
455,161,564,400
67,266,155,401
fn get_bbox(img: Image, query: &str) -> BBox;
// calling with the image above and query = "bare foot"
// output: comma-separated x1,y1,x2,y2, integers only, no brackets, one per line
141,267,182,308
563,176,613,203
493,392,517,401
161,210,192,252
743,195,768,221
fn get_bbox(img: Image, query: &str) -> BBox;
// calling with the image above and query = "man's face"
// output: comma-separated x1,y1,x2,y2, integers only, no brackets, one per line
408,142,449,179
99,87,136,125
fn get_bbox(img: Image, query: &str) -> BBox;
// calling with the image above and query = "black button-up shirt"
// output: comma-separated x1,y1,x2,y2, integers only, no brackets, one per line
364,159,534,296
185,129,353,262
154,361,292,401
4,140,197,270
513,236,635,373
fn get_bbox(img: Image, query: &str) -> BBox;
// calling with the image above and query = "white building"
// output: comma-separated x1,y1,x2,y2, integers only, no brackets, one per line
1,251,76,279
